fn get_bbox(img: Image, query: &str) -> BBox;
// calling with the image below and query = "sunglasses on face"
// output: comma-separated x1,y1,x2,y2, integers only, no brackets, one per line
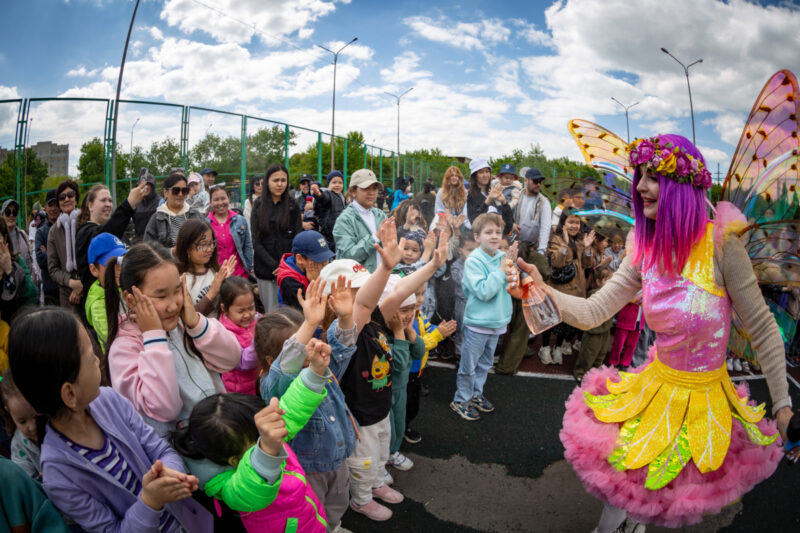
58,190,76,201
170,186,190,196
4,208,17,217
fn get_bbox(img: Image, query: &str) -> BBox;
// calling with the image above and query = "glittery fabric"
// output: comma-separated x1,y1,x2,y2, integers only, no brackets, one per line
582,222,777,490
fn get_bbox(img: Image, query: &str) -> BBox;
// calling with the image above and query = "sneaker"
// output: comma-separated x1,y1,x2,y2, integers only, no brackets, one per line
372,483,404,504
450,401,480,421
387,451,414,471
349,499,392,521
561,340,573,356
332,526,354,533
471,395,495,413
573,339,582,351
404,426,422,444
552,346,563,365
726,358,734,371
539,345,553,365
733,358,742,372
383,468,394,485
742,360,750,373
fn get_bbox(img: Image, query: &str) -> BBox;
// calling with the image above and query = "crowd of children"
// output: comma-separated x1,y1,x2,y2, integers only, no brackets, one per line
0,163,652,533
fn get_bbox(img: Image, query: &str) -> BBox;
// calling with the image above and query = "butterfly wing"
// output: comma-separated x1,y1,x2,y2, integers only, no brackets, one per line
575,209,634,240
568,119,634,193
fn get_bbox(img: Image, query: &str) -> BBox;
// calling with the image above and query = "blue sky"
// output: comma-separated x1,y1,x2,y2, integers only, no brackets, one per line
2,0,800,177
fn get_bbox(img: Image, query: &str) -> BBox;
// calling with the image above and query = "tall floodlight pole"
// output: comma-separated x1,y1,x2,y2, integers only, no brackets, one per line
661,48,702,144
384,88,413,180
610,97,639,143
110,0,141,203
129,117,139,181
318,37,357,171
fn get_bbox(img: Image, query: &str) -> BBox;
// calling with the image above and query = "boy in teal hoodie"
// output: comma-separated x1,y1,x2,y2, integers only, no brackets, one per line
451,213,514,421
85,233,127,350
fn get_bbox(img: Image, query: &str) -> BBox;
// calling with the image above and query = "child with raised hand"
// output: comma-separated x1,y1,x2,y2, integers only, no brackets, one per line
174,218,236,318
85,233,127,351
0,370,41,480
8,307,211,532
218,276,261,395
172,338,334,533
104,242,241,437
341,217,448,521
263,274,360,533
405,284,457,444
383,276,426,472
451,213,515,421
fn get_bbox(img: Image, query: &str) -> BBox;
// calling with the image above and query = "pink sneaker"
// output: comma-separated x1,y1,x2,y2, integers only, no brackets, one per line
349,499,392,521
372,483,404,504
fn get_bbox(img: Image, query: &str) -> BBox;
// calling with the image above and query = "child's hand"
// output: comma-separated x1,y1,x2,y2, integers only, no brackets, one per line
306,338,332,376
437,319,458,338
180,274,201,329
423,231,436,253
431,228,448,268
141,460,192,511
386,312,405,336
209,257,236,297
297,278,328,326
130,286,163,332
255,397,288,457
375,218,404,269
328,274,354,319
583,230,596,249
156,463,200,492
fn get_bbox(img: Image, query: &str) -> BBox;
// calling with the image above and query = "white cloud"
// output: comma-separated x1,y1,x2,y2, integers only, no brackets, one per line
160,0,341,46
66,66,100,77
379,51,431,84
404,15,511,51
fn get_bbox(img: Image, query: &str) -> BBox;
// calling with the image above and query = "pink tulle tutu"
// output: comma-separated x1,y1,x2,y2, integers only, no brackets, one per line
560,359,782,528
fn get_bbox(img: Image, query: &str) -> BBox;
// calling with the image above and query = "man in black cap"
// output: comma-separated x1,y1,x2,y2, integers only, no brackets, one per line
200,167,218,189
35,190,61,305
295,173,314,213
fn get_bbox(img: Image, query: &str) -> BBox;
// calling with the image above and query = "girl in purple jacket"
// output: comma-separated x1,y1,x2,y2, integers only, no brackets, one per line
8,307,212,533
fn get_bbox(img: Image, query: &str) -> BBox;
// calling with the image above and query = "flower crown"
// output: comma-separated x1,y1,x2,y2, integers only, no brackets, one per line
628,136,712,190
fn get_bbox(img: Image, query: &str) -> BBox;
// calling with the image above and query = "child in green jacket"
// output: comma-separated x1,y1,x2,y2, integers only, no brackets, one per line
85,233,127,350
172,339,333,532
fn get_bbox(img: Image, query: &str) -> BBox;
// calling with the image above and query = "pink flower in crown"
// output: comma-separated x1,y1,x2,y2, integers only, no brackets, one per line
690,157,700,171
632,139,655,165
694,168,712,189
674,151,691,177
651,155,662,167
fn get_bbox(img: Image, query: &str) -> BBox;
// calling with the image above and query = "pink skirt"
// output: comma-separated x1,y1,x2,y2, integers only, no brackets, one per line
560,355,782,528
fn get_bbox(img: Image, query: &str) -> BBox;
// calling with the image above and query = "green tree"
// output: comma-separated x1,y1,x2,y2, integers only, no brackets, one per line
247,125,294,174
0,149,52,213
148,137,182,176
77,137,105,184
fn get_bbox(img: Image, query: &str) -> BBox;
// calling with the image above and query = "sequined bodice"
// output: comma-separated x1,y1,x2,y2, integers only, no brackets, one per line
640,223,731,372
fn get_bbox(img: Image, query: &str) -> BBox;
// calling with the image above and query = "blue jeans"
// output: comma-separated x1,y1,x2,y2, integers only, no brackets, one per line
454,327,499,403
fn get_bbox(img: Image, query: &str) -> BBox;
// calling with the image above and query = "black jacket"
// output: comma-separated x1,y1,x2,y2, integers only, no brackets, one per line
251,198,302,280
143,208,204,249
76,199,135,302
467,191,513,235
133,191,159,240
313,189,346,243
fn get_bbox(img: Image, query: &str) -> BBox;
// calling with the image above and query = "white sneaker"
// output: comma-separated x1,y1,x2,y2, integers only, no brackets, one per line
742,360,750,373
726,358,733,371
553,346,563,365
383,468,394,485
573,339,582,351
387,451,414,471
539,346,553,365
733,358,742,372
561,340,572,356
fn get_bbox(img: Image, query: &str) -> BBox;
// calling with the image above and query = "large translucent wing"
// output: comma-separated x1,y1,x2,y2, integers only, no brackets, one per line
721,70,800,211
740,150,800,223
740,220,800,286
541,177,633,217
568,119,634,193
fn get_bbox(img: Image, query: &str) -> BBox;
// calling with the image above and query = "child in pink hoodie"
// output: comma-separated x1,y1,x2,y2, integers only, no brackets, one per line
104,242,242,438
218,276,261,395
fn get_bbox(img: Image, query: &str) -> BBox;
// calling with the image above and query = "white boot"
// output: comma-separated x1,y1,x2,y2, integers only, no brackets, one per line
539,345,553,365
553,346,563,365
561,340,572,356
573,338,582,351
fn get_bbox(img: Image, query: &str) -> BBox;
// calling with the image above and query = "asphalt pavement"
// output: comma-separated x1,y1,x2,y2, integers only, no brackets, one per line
339,366,800,533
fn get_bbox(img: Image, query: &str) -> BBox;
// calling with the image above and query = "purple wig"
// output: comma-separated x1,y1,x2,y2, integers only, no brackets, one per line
631,134,708,276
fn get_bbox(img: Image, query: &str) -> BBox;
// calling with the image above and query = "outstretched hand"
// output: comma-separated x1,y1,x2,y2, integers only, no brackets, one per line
375,217,404,269
297,278,328,326
328,274,354,319
431,227,449,269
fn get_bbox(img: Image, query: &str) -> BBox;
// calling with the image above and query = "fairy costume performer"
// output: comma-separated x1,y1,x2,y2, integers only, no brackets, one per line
514,133,794,530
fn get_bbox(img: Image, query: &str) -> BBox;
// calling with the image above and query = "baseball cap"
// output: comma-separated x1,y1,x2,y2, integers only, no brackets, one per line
187,172,202,185
349,169,379,189
292,231,335,263
498,163,517,177
46,189,58,205
200,167,218,176
525,167,545,181
88,233,128,267
468,158,490,176
299,174,314,184
318,259,371,294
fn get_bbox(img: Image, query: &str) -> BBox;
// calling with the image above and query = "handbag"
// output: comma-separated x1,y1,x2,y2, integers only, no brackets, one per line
549,258,576,285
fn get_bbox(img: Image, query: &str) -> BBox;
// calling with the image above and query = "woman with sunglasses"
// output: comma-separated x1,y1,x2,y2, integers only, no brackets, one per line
143,171,204,249
208,184,252,279
46,180,83,310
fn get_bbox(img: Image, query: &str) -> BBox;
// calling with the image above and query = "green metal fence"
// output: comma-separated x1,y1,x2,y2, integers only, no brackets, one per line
1,97,444,218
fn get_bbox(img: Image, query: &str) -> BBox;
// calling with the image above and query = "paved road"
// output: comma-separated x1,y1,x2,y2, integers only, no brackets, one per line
340,366,800,533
